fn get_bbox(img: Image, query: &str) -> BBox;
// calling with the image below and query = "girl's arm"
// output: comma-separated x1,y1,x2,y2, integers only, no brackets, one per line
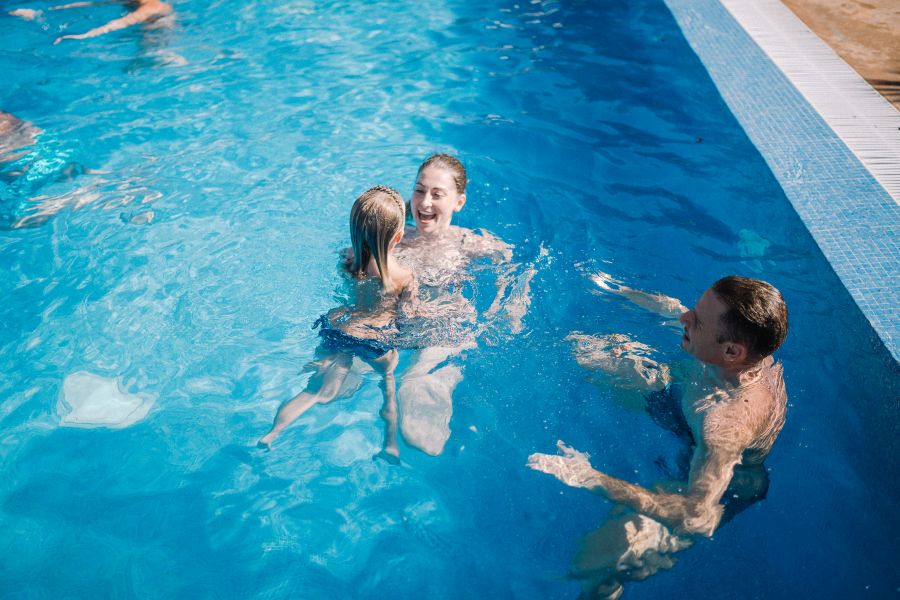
484,262,534,335
463,228,513,263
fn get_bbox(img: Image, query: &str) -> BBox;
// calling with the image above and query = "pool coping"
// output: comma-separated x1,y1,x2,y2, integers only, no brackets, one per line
662,0,900,362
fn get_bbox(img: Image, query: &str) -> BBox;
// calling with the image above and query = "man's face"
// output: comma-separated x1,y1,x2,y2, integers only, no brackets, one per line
411,166,466,236
679,288,730,366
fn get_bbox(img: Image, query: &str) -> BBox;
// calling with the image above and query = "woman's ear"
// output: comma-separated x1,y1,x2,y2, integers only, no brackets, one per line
454,193,467,212
393,229,404,245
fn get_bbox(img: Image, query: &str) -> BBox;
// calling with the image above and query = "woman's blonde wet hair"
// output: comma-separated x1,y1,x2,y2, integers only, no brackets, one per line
350,185,406,292
418,153,467,194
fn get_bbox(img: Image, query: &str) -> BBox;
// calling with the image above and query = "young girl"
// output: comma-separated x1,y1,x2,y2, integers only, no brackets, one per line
258,186,414,459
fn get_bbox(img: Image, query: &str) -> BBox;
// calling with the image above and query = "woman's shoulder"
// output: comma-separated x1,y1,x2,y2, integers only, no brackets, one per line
457,226,513,260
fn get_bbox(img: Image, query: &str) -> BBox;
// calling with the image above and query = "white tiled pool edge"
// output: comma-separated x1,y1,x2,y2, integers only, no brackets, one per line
663,0,900,362
720,0,900,203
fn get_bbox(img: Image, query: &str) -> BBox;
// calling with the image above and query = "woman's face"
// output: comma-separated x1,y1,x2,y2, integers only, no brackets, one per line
411,166,466,236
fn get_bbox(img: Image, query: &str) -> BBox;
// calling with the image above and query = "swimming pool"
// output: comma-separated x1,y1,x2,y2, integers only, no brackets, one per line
1,0,898,597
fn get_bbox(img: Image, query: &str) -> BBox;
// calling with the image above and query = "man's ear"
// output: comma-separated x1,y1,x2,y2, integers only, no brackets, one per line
454,193,467,212
723,342,748,365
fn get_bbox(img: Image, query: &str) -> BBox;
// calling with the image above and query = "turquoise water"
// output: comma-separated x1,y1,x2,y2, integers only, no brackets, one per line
2,0,898,597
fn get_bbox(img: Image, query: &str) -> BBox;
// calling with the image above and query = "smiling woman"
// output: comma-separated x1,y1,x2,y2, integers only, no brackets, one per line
411,154,468,235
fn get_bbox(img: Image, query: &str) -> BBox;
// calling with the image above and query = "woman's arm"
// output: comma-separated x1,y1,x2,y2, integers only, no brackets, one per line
471,230,538,335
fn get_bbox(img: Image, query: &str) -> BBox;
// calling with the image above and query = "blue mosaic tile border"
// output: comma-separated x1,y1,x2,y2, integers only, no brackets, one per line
664,0,900,362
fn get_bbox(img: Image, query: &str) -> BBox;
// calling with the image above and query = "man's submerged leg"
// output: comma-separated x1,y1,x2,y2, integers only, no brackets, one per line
571,513,693,599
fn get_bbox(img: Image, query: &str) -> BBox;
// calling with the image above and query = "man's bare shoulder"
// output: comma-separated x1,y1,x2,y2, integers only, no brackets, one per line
698,395,758,454
699,361,787,456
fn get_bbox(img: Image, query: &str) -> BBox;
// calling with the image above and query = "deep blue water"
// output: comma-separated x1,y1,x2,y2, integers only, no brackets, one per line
1,0,898,598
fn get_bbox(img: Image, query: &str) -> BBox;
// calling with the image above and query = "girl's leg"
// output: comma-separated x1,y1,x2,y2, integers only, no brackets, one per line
365,350,400,462
258,352,353,448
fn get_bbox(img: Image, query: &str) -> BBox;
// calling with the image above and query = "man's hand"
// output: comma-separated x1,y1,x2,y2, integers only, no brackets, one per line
527,440,599,489
590,271,625,293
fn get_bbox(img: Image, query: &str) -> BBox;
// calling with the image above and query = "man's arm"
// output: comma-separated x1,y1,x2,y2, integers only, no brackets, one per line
527,439,742,537
591,272,687,321
566,333,671,394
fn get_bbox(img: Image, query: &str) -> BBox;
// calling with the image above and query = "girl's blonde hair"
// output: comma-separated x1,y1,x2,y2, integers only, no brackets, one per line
350,185,406,292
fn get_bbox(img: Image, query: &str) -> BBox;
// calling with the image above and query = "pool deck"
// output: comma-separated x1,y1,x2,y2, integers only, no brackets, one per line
781,0,900,111
663,0,900,363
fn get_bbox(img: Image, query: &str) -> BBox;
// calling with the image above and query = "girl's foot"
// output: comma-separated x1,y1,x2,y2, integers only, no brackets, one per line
374,447,401,465
257,431,277,449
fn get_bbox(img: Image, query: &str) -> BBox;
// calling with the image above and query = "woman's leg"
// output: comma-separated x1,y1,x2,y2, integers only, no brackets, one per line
397,344,472,456
258,352,354,448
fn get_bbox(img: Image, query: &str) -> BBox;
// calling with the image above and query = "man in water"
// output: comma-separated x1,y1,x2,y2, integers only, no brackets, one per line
528,275,789,599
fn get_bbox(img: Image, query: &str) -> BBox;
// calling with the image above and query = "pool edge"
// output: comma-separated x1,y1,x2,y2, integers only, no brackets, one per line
663,0,900,363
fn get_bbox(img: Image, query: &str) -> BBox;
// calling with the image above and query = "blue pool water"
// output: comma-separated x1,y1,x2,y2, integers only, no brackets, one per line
2,0,899,598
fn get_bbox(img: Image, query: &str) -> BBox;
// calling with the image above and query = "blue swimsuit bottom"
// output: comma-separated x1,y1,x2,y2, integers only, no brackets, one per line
313,315,393,361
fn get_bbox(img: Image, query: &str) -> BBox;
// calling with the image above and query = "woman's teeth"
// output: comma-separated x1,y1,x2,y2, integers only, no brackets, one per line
419,212,436,221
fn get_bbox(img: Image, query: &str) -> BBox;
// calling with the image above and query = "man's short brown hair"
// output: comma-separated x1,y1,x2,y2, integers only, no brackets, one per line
712,276,788,361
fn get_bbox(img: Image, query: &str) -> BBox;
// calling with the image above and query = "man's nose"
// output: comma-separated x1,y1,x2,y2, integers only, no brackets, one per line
679,311,690,325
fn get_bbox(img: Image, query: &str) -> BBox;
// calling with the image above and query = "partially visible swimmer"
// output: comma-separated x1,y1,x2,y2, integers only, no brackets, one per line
393,153,535,456
0,112,41,163
529,275,789,599
7,0,173,44
0,111,96,229
258,186,415,462
54,0,172,44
